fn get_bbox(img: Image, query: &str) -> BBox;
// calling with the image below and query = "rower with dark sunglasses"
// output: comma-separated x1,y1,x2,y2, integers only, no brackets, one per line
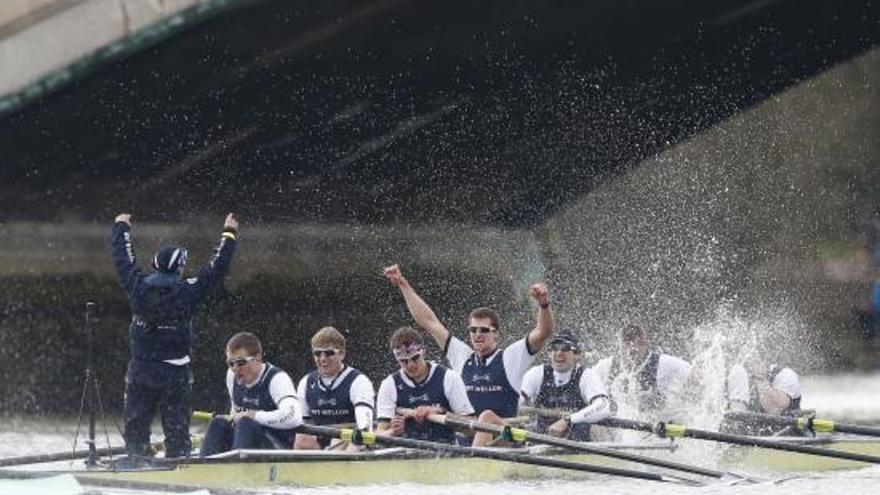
383,264,553,447
519,333,611,441
200,332,303,457
376,327,474,443
294,326,375,451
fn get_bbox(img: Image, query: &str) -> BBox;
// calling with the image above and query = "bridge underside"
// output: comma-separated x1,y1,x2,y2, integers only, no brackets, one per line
1,0,877,227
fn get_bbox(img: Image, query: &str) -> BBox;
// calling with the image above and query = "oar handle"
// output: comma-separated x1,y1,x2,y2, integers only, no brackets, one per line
193,410,217,422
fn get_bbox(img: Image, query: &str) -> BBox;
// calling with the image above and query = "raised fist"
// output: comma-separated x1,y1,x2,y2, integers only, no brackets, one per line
384,264,405,286
529,282,550,306
224,213,239,230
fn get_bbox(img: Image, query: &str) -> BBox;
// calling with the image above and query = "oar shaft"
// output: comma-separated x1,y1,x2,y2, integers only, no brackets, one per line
684,428,880,464
524,407,658,434
598,418,655,434
0,446,127,468
600,417,880,465
835,423,880,436
430,411,721,478
296,424,669,482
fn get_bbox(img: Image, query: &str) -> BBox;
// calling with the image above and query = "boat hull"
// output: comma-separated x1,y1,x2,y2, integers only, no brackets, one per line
11,437,880,490
721,437,880,472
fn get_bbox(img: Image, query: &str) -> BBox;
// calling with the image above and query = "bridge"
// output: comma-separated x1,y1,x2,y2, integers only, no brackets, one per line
0,0,877,413
1,0,876,226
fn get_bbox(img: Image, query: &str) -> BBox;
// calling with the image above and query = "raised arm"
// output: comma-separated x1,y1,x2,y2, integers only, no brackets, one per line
383,264,451,349
526,283,554,352
190,213,239,298
110,213,141,293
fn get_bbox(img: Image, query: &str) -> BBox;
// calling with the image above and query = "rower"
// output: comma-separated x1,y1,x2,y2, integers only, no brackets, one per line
376,327,474,443
520,333,611,441
383,264,554,446
293,327,375,451
726,355,803,432
200,332,303,456
593,324,695,422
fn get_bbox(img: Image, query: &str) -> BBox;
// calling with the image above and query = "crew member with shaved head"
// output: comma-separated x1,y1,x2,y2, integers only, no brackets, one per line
110,212,238,459
384,264,553,446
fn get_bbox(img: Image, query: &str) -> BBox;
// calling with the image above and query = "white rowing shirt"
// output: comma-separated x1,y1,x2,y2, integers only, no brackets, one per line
593,353,692,421
726,363,802,403
519,364,611,424
225,365,303,429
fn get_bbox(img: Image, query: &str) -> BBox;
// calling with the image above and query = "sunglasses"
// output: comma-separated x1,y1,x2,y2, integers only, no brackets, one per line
468,326,496,334
312,349,338,358
397,353,422,365
227,356,257,368
550,344,577,353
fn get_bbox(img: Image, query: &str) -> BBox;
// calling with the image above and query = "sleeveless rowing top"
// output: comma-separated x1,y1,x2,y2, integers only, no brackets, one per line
534,364,591,441
460,349,519,418
393,364,455,443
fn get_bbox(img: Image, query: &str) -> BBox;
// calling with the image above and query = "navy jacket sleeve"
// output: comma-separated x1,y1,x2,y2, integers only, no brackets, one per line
186,228,238,302
110,222,142,296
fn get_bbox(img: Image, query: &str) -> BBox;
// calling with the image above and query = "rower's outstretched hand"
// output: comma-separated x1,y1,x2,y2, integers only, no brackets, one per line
529,282,550,306
115,213,132,225
384,264,406,286
224,213,239,231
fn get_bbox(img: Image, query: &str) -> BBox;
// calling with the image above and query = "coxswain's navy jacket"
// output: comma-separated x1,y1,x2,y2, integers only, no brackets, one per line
110,222,237,365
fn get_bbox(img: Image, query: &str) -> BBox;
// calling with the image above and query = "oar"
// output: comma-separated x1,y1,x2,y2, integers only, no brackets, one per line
0,425,206,469
0,445,129,468
401,408,722,479
194,410,361,430
294,423,694,484
0,411,223,468
725,411,880,437
595,417,880,465
193,410,218,422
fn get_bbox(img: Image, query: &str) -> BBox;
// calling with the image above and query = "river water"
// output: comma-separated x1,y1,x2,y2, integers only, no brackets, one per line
1,374,879,494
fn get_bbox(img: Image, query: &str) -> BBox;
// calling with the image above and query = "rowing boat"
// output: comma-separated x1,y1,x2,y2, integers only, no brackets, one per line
3,443,678,491
4,435,879,491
